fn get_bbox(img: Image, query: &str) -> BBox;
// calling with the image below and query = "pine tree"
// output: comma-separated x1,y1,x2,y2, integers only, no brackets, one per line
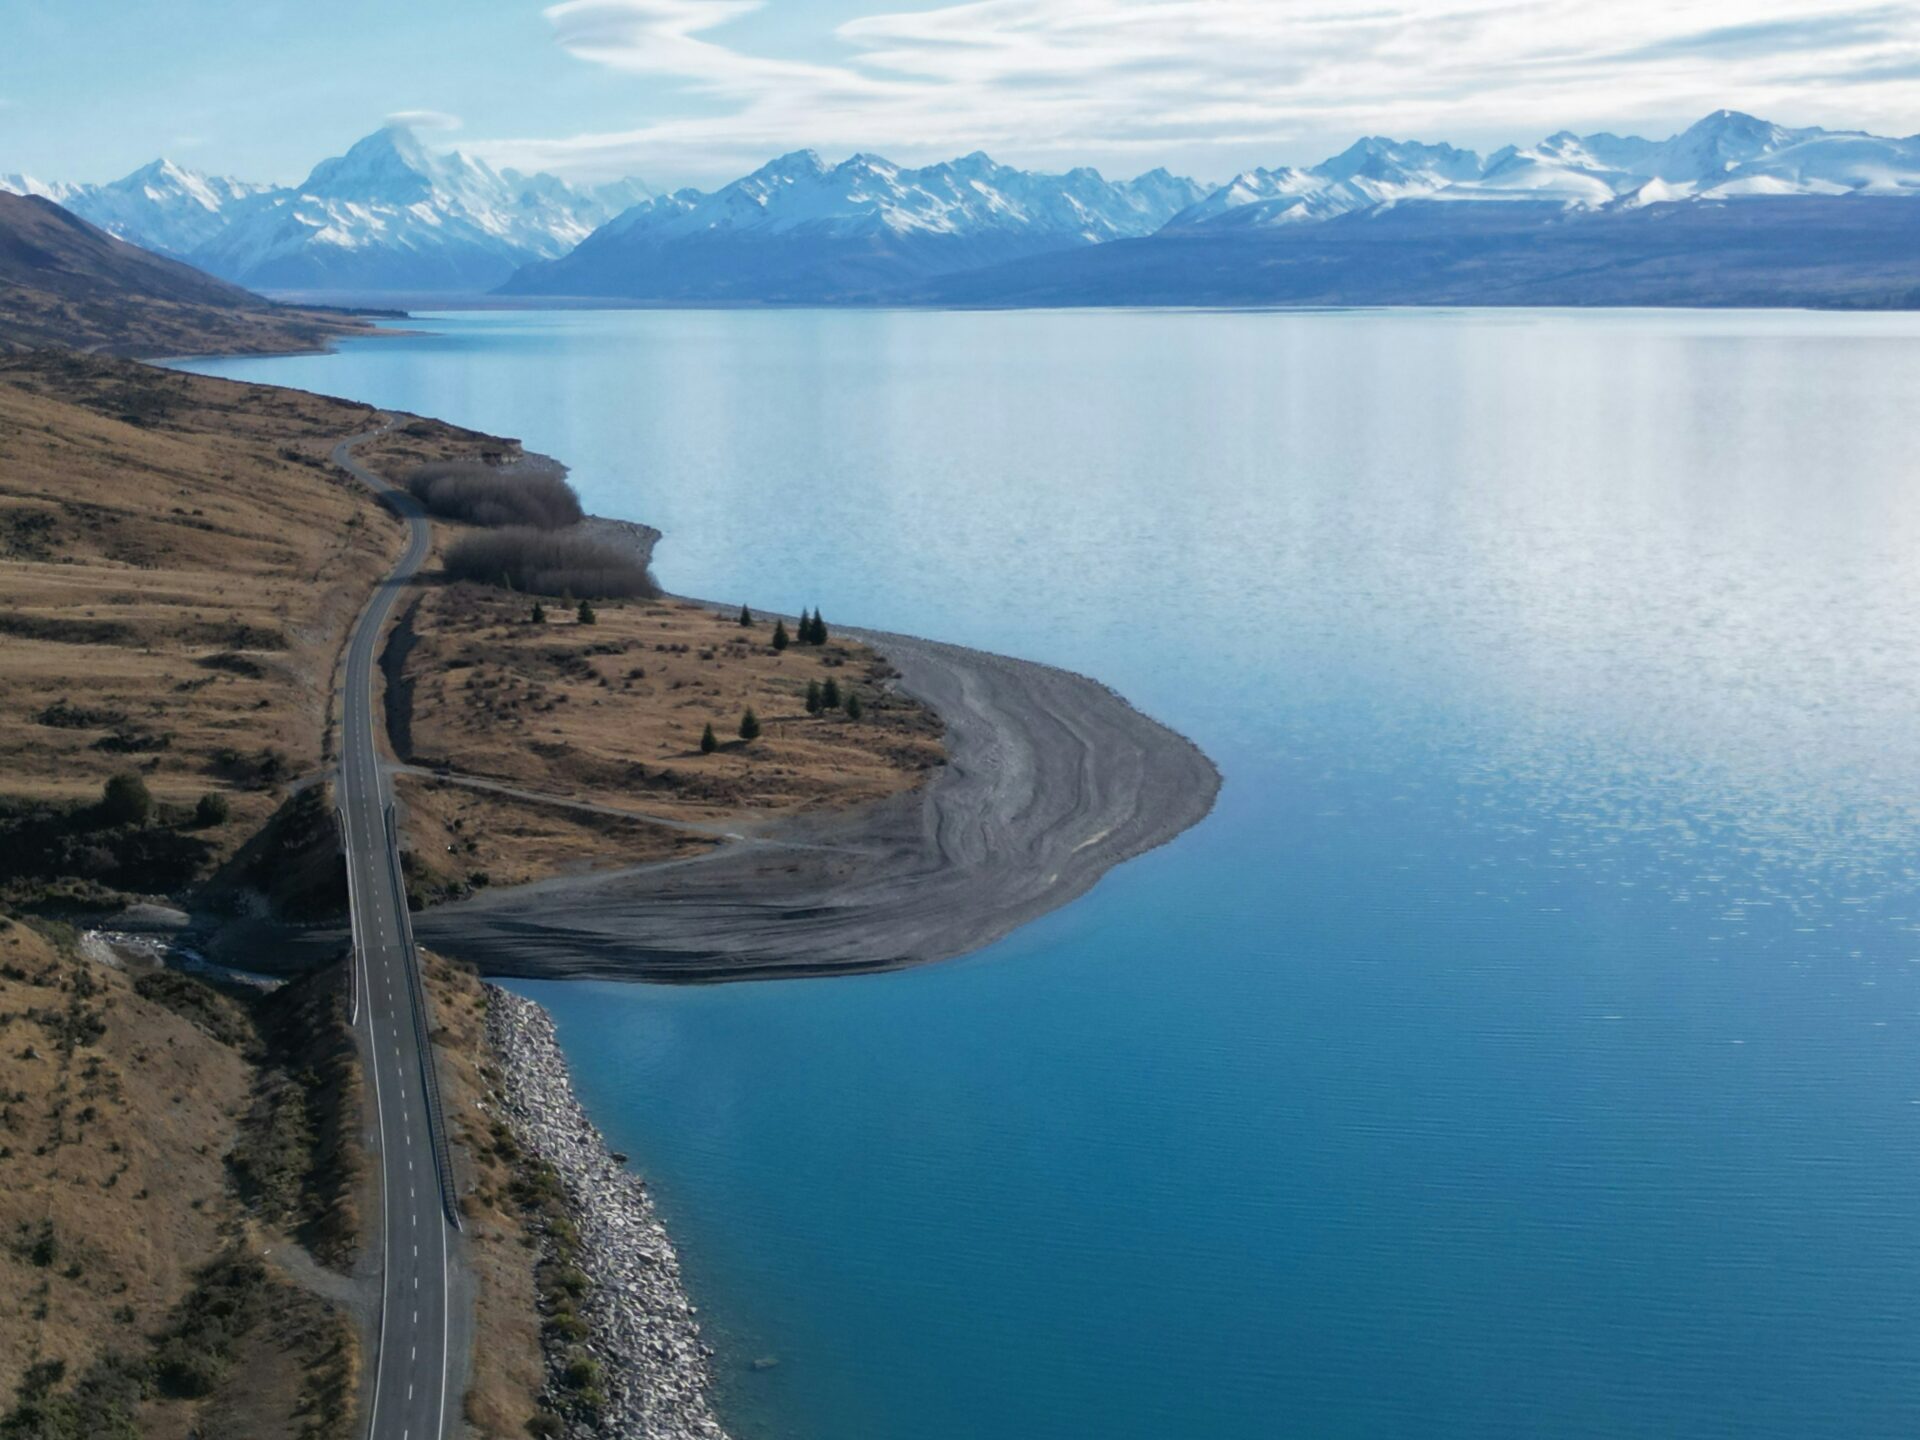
738,707,761,742
530,601,546,624
772,619,790,651
844,692,864,721
577,600,597,625
700,722,718,755
805,680,822,715
738,604,753,627
811,610,829,645
821,677,841,710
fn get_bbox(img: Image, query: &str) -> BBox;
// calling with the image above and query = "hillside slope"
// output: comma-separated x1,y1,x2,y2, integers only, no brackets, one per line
0,192,371,356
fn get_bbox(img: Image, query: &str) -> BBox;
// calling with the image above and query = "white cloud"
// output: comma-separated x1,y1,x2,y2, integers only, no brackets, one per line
385,108,464,133
471,0,1920,184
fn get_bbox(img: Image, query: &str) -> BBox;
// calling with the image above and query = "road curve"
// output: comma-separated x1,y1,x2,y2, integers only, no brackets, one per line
332,423,457,1440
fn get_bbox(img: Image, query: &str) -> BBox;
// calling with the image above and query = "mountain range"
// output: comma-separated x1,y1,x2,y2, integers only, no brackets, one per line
499,150,1209,301
5,125,650,294
5,110,1917,307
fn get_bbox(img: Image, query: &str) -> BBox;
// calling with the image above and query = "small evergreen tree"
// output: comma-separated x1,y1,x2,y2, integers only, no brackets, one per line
700,722,718,755
821,676,841,710
100,772,152,827
797,608,815,644
577,600,597,625
738,604,753,627
738,707,762,742
193,792,230,828
805,679,822,714
771,619,790,651
811,611,829,645
844,692,864,722
530,601,546,624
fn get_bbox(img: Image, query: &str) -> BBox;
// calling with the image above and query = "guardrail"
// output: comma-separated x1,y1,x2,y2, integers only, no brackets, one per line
335,803,360,1027
384,804,463,1232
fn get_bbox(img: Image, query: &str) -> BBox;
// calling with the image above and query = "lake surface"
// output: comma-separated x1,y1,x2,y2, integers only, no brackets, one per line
186,309,1920,1439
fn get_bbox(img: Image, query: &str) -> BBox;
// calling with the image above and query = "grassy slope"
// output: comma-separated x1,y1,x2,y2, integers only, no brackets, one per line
388,482,944,895
0,918,359,1439
0,191,374,359
0,353,530,914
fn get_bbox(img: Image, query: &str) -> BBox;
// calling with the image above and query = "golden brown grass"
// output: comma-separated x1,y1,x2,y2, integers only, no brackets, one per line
421,952,547,1438
0,917,359,1438
0,918,251,1410
394,571,944,887
0,353,539,903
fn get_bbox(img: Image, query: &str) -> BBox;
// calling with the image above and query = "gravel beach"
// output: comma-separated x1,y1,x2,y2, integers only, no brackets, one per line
487,984,731,1439
417,626,1221,981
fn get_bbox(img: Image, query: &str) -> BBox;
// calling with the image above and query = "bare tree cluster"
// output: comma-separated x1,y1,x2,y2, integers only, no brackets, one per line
444,527,659,599
403,461,584,530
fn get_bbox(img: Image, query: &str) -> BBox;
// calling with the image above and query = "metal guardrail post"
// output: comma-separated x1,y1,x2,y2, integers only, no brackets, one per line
336,804,360,1027
385,805,464,1232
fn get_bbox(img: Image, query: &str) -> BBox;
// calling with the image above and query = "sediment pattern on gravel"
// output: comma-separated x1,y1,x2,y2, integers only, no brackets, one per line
488,986,730,1440
422,630,1221,981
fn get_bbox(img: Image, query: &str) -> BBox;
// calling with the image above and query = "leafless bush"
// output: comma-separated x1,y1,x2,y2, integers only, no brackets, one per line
444,527,659,599
403,462,584,530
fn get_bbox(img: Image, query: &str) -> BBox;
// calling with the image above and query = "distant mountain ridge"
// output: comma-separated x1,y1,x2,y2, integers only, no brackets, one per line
6,110,1917,306
499,149,1209,301
5,125,652,295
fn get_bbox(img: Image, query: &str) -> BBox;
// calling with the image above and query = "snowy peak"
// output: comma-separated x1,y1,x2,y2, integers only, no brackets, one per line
0,173,81,203
1311,137,1484,186
603,148,1204,247
301,124,443,200
1174,111,1920,232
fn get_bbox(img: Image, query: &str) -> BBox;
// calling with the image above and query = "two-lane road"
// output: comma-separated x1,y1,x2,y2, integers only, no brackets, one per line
332,424,455,1440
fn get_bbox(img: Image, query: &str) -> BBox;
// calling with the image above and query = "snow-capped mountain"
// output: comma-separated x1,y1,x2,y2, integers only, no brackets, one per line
7,162,275,258
67,161,273,258
1169,111,1920,232
0,173,83,204
8,127,652,295
188,126,653,293
501,149,1207,300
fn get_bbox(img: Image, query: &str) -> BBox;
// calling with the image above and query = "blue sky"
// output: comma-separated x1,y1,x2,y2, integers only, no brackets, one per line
4,0,1917,189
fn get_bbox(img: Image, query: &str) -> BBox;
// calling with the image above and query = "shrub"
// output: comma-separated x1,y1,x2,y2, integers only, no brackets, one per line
444,528,658,600
99,773,152,828
738,708,761,742
845,692,864,721
805,680,822,715
402,462,583,530
192,793,230,828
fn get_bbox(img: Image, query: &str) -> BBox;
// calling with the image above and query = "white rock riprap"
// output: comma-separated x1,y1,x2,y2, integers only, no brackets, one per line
487,986,732,1440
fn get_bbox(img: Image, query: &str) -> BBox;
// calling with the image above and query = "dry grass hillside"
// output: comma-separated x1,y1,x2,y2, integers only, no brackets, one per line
394,582,946,897
0,352,529,913
0,916,359,1439
0,190,373,359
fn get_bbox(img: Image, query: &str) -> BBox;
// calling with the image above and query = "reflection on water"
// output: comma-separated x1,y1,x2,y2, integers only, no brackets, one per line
184,309,1920,1439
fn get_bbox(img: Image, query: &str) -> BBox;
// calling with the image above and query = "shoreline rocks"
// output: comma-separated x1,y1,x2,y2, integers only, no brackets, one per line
487,986,731,1440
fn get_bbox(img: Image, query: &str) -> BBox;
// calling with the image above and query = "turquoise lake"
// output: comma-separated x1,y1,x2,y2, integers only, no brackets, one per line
186,309,1920,1438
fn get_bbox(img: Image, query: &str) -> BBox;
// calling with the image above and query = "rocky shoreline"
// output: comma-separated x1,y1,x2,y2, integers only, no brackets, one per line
486,985,731,1440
